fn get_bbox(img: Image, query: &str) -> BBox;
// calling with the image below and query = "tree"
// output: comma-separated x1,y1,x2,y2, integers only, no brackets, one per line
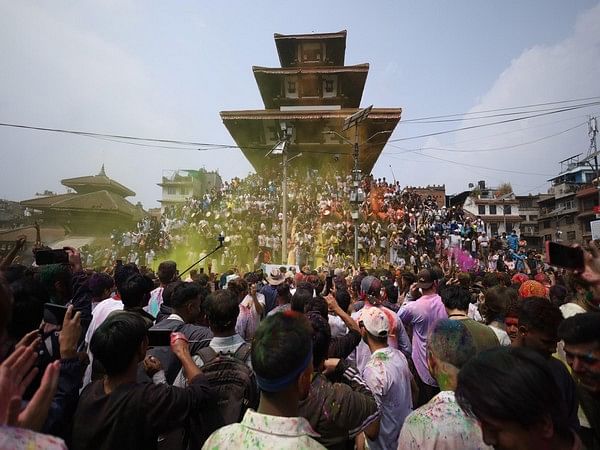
496,182,513,197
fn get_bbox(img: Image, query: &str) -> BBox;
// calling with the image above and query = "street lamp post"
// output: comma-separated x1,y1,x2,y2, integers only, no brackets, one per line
280,151,302,264
323,106,398,267
267,123,302,265
342,106,372,267
282,147,288,265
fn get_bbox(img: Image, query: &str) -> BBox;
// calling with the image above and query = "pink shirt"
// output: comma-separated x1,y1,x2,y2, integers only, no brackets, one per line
397,293,447,386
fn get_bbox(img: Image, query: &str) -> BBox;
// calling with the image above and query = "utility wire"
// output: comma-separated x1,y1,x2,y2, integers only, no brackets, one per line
399,95,600,123
398,102,599,124
385,147,554,177
388,121,587,155
388,101,600,142
1,99,597,158
1,100,598,149
0,122,232,148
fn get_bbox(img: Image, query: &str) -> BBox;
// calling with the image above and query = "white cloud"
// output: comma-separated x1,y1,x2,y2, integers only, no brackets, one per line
377,3,600,196
447,3,600,194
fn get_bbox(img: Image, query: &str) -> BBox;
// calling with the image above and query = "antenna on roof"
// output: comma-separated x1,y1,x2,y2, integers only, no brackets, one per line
588,116,598,157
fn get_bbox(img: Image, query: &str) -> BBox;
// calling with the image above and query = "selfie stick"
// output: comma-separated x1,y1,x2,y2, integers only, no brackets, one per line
178,235,225,278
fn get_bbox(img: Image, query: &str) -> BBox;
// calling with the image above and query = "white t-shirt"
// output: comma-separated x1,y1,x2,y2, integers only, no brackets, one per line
328,314,348,338
449,234,462,249
488,323,511,346
83,297,124,386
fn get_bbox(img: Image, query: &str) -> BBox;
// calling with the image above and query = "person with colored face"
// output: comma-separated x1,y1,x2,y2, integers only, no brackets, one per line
202,311,325,449
559,312,600,449
456,347,583,450
511,297,580,432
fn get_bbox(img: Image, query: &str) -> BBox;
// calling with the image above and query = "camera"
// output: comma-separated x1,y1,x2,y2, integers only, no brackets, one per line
217,233,225,246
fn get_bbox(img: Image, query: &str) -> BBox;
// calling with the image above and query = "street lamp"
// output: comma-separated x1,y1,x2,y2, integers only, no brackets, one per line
266,122,300,265
322,106,398,267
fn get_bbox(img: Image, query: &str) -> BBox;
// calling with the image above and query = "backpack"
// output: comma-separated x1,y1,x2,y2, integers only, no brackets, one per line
196,343,259,425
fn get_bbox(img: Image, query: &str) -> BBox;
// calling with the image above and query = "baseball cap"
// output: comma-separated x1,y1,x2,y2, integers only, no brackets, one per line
361,307,389,338
415,269,435,290
360,275,382,298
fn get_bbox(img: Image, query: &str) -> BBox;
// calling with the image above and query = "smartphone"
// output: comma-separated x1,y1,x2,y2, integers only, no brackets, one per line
545,241,584,271
44,303,68,325
35,249,69,266
147,329,172,347
321,273,334,297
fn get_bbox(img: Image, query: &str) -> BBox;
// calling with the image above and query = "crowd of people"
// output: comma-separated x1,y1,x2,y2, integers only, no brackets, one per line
1,213,600,449
76,171,546,281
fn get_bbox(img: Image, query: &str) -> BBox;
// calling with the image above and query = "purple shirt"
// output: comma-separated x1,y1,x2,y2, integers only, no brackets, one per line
397,293,447,386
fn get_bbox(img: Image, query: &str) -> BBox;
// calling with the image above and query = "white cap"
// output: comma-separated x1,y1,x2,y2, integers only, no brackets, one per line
361,307,389,338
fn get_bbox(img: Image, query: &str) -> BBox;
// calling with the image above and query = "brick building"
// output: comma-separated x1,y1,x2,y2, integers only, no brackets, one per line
405,185,446,207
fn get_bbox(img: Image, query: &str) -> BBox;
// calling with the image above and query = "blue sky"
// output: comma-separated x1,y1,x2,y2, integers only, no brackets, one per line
1,0,599,207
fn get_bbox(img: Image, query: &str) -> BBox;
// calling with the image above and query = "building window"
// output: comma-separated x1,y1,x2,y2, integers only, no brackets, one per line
267,126,278,142
167,187,176,195
529,215,537,221
180,188,188,196
559,200,574,210
584,220,592,232
324,79,334,93
489,205,497,215
478,205,486,215
287,80,296,94
490,223,499,236
582,198,597,210
567,231,576,241
503,205,512,215
543,220,551,229
565,215,575,225
301,43,322,62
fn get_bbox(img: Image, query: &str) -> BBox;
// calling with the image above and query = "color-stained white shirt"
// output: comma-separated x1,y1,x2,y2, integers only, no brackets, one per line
0,427,67,450
397,390,492,450
202,409,325,450
362,347,413,450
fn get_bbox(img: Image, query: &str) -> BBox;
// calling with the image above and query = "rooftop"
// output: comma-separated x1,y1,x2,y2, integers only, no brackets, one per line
21,190,142,218
274,30,347,67
61,165,135,197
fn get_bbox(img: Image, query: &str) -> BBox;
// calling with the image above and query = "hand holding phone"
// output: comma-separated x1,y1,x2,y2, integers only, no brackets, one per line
545,242,584,271
35,249,69,266
147,329,172,347
43,303,69,326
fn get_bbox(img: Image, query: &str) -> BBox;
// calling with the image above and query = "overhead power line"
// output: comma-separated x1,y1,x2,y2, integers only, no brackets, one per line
1,97,598,158
388,121,587,155
385,144,554,177
388,101,600,142
0,122,232,148
399,95,600,123
399,102,599,125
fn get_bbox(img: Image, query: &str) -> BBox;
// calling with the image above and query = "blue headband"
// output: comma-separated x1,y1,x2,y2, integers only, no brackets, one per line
255,349,313,393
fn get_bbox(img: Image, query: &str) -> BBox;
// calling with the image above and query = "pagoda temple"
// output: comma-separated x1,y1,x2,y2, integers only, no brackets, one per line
21,166,143,234
220,30,402,174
